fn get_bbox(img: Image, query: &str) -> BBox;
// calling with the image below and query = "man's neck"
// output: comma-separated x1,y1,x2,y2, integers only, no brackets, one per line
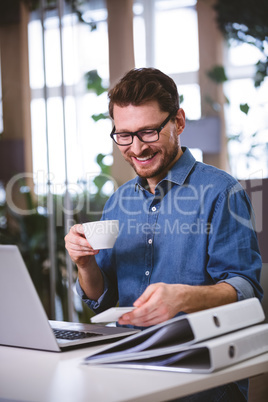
146,147,184,194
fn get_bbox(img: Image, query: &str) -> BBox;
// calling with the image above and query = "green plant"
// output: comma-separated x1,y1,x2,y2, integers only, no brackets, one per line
205,62,266,170
21,0,99,32
214,0,268,88
205,1,268,174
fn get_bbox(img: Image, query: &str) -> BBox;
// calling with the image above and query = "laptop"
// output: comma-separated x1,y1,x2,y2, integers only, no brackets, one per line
0,245,138,352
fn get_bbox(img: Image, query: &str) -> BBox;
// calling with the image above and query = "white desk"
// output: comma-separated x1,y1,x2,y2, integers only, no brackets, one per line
1,344,268,402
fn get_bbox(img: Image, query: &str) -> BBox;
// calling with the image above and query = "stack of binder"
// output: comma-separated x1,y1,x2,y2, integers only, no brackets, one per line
83,298,268,373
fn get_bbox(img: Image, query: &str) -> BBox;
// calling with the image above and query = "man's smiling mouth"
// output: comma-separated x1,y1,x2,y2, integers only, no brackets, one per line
133,153,157,162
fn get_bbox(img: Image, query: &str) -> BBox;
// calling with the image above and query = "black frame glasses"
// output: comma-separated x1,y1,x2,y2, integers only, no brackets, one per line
110,113,173,146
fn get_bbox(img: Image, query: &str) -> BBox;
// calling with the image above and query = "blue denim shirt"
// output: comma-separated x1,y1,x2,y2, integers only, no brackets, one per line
77,148,263,313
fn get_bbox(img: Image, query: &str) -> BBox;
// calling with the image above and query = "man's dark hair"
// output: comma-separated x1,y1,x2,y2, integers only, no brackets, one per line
108,68,180,119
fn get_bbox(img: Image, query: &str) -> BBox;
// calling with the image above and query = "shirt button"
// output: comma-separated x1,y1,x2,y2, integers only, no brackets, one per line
145,271,150,276
151,206,157,212
148,238,153,245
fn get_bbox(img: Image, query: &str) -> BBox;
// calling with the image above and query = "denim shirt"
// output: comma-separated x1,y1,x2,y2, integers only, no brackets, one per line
77,148,263,314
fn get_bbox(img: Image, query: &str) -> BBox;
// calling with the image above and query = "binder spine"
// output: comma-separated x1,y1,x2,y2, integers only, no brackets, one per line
189,298,265,342
210,325,268,372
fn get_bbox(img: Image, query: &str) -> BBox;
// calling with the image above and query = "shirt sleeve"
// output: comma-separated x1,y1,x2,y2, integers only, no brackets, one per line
207,182,263,301
220,276,255,300
75,266,118,314
75,273,108,311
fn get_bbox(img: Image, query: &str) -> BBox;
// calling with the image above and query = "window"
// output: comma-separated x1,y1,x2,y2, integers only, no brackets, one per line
28,4,111,194
154,1,199,74
27,1,111,321
133,0,202,159
224,41,268,179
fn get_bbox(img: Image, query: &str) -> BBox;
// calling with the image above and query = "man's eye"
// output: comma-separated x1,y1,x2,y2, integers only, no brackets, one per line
118,133,131,139
139,129,155,135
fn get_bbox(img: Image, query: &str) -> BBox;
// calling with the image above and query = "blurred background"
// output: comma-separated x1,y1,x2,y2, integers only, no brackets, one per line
0,0,267,328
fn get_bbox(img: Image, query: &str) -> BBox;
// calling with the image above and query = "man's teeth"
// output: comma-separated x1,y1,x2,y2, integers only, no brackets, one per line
136,155,154,161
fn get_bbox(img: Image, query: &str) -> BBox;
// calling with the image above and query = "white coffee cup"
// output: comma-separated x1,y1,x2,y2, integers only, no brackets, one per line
82,220,119,250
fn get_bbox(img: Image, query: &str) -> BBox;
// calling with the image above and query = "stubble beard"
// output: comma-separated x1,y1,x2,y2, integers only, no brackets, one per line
126,143,179,180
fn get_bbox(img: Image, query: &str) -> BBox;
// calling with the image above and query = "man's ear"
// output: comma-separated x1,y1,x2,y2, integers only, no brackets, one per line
176,108,186,135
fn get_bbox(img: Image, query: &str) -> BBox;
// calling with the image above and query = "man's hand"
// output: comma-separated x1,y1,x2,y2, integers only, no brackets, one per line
65,224,99,268
118,283,188,327
118,282,237,327
65,224,104,301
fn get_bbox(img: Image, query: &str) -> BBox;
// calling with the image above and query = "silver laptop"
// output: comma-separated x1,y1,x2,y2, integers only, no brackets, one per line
0,245,138,352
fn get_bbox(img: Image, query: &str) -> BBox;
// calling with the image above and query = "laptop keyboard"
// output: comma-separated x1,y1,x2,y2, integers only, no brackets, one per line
53,328,103,340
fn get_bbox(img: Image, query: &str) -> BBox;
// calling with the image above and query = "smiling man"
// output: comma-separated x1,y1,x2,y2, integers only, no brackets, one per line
111,102,184,189
65,68,262,401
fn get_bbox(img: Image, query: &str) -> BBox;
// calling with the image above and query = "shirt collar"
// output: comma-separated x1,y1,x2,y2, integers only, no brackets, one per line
135,147,196,191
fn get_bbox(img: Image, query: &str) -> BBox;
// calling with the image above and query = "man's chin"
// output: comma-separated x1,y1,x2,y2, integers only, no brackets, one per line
124,154,168,179
128,159,150,175
132,165,162,180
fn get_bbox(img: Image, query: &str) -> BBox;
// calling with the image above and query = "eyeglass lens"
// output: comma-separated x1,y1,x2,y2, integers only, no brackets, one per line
114,130,158,145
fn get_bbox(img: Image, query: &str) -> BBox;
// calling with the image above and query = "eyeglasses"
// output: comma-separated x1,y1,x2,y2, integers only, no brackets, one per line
110,113,173,146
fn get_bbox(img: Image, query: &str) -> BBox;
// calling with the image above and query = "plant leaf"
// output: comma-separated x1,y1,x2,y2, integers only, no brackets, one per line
91,112,109,122
207,65,228,83
85,70,107,96
240,103,250,115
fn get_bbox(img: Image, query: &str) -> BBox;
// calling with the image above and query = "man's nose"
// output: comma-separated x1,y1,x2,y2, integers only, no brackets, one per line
131,135,148,155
